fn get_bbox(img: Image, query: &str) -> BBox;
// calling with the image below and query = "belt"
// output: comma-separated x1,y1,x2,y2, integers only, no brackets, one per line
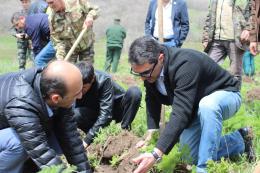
154,37,172,42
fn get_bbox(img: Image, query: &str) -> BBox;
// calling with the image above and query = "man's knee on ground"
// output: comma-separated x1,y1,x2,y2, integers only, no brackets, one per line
126,86,142,102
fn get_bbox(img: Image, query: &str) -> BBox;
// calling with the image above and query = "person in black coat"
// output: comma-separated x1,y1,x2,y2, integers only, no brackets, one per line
75,62,142,147
128,36,254,173
0,61,92,173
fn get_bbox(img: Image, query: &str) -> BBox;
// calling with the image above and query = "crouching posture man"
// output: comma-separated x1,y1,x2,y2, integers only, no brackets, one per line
0,61,92,173
129,36,254,173
75,62,142,147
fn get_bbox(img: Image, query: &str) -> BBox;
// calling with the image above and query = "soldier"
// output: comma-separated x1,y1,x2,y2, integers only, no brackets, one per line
104,18,126,73
13,0,33,70
46,0,99,63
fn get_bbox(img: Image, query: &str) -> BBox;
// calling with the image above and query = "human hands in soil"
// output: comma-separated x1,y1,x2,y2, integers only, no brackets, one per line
132,153,155,173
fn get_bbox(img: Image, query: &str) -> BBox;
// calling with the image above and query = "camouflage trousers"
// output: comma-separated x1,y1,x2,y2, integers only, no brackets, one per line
17,40,33,70
69,42,95,64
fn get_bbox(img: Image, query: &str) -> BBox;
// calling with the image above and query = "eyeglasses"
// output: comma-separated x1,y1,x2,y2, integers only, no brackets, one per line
130,61,158,77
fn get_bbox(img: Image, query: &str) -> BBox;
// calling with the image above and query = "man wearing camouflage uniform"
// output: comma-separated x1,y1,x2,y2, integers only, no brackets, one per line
47,0,99,63
14,0,33,70
202,0,250,87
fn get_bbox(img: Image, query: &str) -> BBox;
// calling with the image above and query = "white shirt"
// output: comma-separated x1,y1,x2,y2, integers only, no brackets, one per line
154,0,174,39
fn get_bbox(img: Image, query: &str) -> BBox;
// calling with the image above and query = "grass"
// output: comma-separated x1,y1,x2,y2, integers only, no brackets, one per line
1,34,260,172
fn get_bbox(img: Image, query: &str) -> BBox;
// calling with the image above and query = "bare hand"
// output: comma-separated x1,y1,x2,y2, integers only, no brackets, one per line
135,140,147,148
240,30,250,42
16,33,24,39
83,16,93,28
202,42,208,49
132,153,156,173
250,42,259,56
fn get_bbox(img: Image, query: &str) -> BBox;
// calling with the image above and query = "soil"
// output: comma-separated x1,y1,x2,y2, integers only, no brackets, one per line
246,87,260,102
88,130,141,173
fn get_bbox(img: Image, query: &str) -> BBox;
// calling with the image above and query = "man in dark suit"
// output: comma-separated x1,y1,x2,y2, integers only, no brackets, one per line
75,62,142,147
129,36,254,173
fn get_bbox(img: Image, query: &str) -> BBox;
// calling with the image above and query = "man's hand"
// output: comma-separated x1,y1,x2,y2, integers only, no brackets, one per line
16,33,25,39
240,30,250,42
202,42,208,49
83,16,94,28
132,153,156,173
135,130,157,148
250,42,259,56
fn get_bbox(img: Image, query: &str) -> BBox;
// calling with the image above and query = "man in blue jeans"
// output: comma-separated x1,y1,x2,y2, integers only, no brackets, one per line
129,36,254,173
11,12,55,67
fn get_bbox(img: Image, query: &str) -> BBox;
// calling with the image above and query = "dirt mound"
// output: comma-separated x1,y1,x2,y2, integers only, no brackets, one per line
246,87,260,102
88,131,141,173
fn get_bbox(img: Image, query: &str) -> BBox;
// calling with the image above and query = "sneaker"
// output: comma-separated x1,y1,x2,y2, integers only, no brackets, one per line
238,127,256,162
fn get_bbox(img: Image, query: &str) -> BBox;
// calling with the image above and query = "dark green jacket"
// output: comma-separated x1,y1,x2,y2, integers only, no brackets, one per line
106,23,126,48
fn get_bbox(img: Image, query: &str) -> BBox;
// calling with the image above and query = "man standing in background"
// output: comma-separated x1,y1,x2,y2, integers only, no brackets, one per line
47,0,99,63
13,0,33,70
145,0,189,47
202,0,250,87
104,18,126,73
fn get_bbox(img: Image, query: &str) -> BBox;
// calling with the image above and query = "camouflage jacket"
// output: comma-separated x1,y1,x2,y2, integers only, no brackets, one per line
249,0,260,42
202,0,250,50
48,0,99,60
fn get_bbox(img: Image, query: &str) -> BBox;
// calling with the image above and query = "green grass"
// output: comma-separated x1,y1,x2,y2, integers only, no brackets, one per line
1,34,260,172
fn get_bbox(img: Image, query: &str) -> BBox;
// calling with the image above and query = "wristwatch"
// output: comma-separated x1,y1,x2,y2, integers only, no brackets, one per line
151,150,162,163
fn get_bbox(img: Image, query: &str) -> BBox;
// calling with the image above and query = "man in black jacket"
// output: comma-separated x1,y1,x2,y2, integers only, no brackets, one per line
129,36,253,173
75,62,142,147
0,61,92,173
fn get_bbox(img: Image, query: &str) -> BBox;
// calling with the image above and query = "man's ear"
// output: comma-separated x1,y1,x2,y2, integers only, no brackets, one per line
50,94,62,104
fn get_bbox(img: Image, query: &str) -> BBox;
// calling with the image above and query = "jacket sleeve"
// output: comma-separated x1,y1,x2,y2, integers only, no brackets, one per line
178,1,190,46
4,98,62,168
249,0,257,42
40,14,50,41
145,1,153,36
81,0,100,20
54,108,91,172
202,5,211,44
145,84,161,130
84,78,113,145
156,61,201,154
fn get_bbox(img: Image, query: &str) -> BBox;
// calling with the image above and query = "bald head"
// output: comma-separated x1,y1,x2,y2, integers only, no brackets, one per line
40,60,83,108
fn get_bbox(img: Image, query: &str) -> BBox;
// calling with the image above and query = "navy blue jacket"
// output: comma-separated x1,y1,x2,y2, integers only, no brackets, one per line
25,13,50,55
145,0,189,47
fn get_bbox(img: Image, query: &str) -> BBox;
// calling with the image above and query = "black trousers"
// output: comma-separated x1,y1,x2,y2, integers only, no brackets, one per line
74,86,142,133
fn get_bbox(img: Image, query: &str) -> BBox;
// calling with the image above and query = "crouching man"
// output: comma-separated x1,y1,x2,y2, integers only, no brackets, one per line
75,62,142,147
0,61,92,173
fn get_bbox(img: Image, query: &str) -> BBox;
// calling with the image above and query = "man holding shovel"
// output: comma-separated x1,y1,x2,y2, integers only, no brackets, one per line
46,0,99,63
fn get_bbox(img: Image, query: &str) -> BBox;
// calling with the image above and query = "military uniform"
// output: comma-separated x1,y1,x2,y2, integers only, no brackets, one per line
14,10,33,70
48,0,99,63
104,20,126,72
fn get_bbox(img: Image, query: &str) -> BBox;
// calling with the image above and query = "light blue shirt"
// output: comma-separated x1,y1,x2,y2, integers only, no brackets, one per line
156,67,167,96
45,104,53,117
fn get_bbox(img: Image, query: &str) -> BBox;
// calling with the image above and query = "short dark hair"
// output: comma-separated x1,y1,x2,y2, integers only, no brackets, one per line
128,36,164,65
76,62,95,84
11,12,25,24
40,68,67,99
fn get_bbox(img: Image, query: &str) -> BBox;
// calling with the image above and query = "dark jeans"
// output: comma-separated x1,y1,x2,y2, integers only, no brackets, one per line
74,86,142,133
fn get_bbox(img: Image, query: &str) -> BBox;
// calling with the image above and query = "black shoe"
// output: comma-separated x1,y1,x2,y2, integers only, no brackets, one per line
238,127,256,162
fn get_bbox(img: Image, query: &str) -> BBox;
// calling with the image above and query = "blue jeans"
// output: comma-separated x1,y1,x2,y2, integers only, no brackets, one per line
0,128,62,173
34,41,56,67
179,90,244,173
0,128,27,173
